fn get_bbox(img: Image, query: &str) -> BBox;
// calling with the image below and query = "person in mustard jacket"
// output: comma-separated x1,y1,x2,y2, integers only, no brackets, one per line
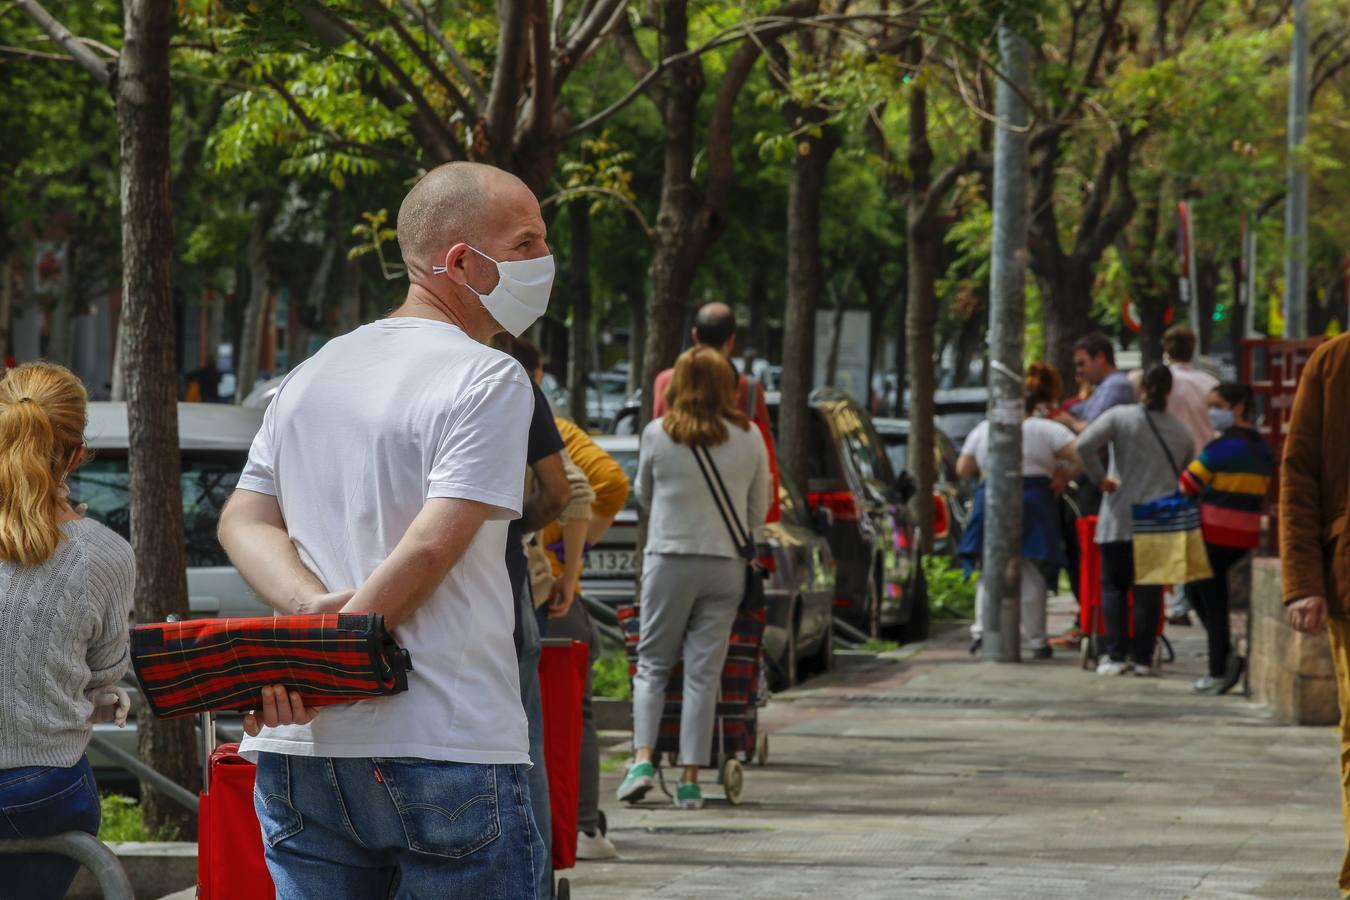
1281,332,1350,896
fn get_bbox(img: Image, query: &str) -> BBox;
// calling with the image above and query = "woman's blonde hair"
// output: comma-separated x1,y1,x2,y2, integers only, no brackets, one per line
0,362,88,565
662,346,750,447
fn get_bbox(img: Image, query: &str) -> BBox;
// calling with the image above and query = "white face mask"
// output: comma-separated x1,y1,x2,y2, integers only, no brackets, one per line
435,245,555,337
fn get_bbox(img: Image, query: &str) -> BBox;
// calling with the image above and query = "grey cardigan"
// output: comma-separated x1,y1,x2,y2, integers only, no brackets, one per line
637,418,771,559
0,518,135,768
1076,404,1195,543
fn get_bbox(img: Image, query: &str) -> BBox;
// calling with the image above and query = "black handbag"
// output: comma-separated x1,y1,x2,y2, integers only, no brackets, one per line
691,444,767,611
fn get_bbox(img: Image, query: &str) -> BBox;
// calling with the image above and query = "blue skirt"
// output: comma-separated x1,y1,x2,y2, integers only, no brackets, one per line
958,476,1067,578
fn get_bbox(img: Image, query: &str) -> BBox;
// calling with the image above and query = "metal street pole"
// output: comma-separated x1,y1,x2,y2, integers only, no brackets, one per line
982,22,1029,663
1283,0,1310,339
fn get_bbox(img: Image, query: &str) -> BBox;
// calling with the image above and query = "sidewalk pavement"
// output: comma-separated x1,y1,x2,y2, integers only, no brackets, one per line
566,596,1344,899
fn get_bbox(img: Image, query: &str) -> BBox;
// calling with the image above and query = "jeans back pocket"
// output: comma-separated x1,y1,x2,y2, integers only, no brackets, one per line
0,763,100,839
372,759,500,859
253,753,305,848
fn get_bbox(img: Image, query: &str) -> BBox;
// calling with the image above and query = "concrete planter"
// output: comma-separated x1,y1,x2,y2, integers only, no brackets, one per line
67,841,195,900
1249,556,1339,726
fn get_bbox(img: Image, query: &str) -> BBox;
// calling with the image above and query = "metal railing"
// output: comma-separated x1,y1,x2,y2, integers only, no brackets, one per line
89,734,199,815
0,832,133,899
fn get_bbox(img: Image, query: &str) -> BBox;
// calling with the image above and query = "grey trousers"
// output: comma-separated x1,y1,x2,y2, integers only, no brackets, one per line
548,596,602,834
633,554,744,767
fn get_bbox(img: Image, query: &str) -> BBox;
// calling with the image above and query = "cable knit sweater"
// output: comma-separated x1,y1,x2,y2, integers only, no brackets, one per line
0,518,135,768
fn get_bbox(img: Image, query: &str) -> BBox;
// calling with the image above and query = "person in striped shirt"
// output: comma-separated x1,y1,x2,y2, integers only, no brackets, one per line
1178,383,1275,694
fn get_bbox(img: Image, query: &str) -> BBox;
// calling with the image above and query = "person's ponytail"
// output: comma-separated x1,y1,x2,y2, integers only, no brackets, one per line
0,363,88,566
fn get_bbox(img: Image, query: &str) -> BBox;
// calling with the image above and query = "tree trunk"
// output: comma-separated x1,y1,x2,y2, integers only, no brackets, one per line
747,264,769,362
0,255,11,356
118,0,197,838
235,206,273,404
638,0,702,424
778,119,838,496
626,285,645,395
1038,261,1096,391
906,48,937,556
45,239,78,365
338,257,361,335
567,199,592,424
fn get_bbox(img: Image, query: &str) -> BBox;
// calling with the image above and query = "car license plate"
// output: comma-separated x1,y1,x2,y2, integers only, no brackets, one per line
587,549,637,575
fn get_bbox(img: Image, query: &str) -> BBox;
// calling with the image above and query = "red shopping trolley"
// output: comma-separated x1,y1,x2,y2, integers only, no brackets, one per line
539,637,589,891
1076,516,1174,670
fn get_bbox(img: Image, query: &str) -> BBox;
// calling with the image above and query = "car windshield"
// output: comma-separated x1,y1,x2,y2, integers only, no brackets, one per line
69,453,247,567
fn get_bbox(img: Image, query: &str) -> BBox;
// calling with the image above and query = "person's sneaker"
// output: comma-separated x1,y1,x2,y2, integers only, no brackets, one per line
1096,659,1126,676
969,636,983,656
1031,645,1053,660
1133,663,1158,677
1216,654,1246,695
1192,675,1219,693
674,782,705,810
1167,611,1193,626
616,762,655,804
576,830,619,860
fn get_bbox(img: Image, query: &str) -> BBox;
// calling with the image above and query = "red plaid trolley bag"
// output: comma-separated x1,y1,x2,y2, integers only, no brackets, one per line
1076,515,1172,670
539,638,590,873
618,600,767,805
129,613,412,718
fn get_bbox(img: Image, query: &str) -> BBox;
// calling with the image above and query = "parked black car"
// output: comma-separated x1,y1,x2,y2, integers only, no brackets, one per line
871,417,972,557
759,480,837,690
766,389,927,642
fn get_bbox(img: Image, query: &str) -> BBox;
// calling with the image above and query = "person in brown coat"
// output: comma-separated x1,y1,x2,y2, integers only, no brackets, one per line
1281,332,1350,895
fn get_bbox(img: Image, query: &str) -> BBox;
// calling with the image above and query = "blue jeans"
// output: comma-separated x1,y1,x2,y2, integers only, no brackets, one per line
0,756,101,900
254,753,544,899
517,583,553,896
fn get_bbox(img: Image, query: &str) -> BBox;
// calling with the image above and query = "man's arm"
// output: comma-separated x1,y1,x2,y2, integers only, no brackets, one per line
519,452,569,532
339,497,496,629
1073,411,1115,487
956,453,980,481
218,490,351,614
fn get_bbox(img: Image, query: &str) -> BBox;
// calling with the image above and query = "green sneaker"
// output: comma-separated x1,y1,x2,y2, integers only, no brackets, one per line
616,762,655,804
674,782,704,810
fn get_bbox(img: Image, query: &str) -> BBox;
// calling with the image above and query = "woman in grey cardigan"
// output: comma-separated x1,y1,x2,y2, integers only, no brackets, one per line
1076,364,1195,676
0,363,135,898
619,346,770,810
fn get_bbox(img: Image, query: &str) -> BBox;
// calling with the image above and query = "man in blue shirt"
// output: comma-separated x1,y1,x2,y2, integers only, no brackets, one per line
1055,333,1136,432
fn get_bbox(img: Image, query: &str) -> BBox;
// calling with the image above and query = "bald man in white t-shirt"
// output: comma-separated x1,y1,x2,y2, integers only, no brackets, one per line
218,162,552,898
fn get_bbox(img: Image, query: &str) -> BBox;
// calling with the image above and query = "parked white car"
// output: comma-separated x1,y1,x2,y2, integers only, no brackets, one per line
74,402,269,781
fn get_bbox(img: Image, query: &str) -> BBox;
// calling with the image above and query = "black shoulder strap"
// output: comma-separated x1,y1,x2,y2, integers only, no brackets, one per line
691,444,753,559
1141,408,1181,479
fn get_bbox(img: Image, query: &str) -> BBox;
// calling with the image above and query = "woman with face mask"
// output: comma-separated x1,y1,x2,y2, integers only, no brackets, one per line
1178,383,1275,693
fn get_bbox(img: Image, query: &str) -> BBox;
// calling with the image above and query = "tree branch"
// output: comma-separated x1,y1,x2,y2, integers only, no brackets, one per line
484,0,531,163
371,0,479,126
1079,128,1142,262
395,0,487,107
296,1,463,161
1062,0,1125,122
262,73,425,171
14,0,113,86
526,0,555,144
555,0,628,89
916,151,982,224
705,0,816,199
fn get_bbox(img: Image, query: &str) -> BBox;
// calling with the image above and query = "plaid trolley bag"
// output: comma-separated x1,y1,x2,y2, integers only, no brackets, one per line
130,613,413,719
618,600,768,805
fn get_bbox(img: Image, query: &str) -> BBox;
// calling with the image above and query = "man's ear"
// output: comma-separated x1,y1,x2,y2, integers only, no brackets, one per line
439,243,473,285
689,326,699,346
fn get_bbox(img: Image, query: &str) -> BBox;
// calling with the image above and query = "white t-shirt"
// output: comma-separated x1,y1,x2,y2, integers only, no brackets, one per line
236,318,533,765
961,417,1075,478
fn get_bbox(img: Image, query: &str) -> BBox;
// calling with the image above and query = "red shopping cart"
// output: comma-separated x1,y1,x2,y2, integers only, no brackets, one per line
1076,516,1174,670
538,637,589,893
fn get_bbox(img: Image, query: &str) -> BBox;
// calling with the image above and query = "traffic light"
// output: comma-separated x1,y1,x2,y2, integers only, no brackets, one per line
1212,302,1227,322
